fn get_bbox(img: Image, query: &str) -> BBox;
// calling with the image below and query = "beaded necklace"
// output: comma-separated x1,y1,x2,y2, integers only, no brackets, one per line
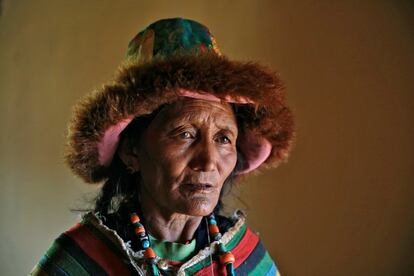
130,213,236,276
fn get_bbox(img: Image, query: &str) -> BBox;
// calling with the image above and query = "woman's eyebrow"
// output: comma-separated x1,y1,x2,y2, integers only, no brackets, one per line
217,126,237,136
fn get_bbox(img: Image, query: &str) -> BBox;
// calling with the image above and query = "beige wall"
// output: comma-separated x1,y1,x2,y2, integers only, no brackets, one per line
1,1,413,275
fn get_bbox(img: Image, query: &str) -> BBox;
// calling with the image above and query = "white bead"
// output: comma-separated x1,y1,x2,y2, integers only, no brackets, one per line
158,259,169,270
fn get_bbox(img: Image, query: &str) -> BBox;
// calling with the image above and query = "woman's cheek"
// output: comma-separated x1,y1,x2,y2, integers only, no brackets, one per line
160,150,189,177
221,147,237,163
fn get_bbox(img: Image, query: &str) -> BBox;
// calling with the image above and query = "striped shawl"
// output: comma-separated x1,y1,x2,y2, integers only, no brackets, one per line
30,213,280,275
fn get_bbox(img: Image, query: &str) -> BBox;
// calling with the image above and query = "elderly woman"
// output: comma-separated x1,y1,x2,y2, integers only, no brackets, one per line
31,18,294,276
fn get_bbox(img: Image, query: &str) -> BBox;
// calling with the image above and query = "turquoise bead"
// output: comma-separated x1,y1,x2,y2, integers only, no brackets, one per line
142,239,150,248
226,263,235,276
150,264,159,276
218,243,227,253
133,222,143,227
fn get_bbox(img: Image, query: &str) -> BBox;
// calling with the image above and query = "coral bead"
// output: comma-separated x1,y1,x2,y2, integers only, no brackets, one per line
131,213,140,224
144,247,156,259
134,226,145,235
219,252,235,265
209,224,220,234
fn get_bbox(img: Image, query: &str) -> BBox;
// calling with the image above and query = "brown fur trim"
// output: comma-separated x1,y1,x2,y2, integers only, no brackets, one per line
65,53,295,183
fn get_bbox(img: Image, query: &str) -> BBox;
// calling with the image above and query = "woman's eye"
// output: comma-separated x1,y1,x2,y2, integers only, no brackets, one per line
179,131,193,139
216,136,231,144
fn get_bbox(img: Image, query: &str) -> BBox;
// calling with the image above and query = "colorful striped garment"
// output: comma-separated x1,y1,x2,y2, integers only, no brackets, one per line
30,212,280,275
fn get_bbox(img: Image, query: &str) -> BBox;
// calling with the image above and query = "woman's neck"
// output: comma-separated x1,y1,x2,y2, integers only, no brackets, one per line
139,193,203,243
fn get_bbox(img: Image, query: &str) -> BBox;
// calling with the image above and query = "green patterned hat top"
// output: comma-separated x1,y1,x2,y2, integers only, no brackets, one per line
125,18,221,63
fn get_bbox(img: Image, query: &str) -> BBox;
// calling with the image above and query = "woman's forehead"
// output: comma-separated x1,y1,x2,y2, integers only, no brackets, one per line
175,97,233,110
154,98,237,127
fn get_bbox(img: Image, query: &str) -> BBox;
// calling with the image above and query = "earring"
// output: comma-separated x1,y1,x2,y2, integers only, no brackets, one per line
127,165,136,174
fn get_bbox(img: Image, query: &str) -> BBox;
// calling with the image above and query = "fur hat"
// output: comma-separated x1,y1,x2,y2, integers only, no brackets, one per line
65,18,295,183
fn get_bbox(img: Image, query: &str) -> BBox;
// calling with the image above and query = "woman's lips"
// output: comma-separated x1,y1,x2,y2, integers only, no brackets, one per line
181,183,215,193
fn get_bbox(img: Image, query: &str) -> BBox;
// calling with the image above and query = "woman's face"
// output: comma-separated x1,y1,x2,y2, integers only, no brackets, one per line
134,98,238,217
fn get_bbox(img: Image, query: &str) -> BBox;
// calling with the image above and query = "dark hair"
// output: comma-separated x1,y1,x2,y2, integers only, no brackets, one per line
93,105,245,219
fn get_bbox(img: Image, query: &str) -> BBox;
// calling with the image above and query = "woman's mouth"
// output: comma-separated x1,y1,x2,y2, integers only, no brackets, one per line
181,183,215,193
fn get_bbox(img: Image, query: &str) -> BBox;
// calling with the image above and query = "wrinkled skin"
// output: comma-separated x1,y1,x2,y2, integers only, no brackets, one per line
119,98,238,241
138,98,238,216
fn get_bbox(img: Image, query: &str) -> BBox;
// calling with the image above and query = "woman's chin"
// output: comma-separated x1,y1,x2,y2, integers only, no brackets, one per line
180,197,217,217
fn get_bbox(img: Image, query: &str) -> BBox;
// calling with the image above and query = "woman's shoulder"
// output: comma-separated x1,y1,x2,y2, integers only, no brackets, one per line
30,212,139,275
223,211,280,275
183,210,281,276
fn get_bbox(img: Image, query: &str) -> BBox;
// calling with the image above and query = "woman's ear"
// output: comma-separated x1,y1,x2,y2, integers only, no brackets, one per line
117,137,140,173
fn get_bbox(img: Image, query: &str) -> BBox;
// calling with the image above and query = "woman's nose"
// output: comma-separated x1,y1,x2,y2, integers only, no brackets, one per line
188,140,216,172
